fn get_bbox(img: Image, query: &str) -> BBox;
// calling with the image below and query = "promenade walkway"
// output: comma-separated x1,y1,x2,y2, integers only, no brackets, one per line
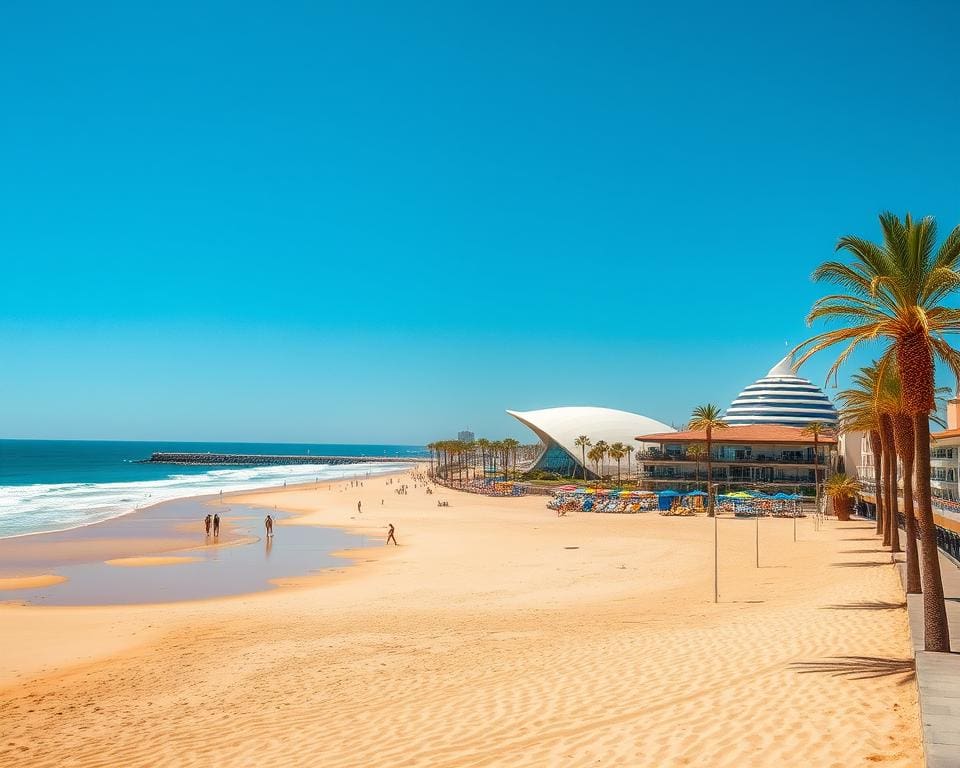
894,531,960,767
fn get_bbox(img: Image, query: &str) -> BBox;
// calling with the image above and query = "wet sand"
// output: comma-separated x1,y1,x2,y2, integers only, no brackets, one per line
0,494,249,575
0,473,922,767
0,497,364,606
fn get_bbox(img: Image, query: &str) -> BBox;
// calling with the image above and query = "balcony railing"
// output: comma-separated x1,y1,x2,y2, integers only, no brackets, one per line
640,471,816,483
639,453,824,466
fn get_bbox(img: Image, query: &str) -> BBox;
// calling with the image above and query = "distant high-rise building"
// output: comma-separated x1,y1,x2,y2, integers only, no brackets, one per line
457,429,475,443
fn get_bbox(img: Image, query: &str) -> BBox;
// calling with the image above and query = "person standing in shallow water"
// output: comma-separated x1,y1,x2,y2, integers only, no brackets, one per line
204,514,212,536
357,500,362,514
264,515,274,537
213,513,221,537
386,523,397,546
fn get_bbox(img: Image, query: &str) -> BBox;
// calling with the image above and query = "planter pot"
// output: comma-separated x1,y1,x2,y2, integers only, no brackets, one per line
832,496,853,521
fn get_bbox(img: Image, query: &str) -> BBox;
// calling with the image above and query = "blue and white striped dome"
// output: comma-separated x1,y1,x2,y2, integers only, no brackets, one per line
724,354,839,427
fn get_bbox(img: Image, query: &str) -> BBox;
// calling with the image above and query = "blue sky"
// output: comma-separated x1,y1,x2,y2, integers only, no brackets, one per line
2,1,959,444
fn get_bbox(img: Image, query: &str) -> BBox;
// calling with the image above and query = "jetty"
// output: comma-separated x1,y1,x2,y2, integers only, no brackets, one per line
143,452,426,466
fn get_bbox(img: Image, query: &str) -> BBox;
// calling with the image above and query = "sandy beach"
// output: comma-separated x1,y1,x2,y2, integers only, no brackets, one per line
0,471,921,767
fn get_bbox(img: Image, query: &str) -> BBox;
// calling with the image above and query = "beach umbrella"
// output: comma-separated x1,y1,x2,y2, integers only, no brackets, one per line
684,490,708,497
658,489,680,496
559,485,576,491
727,491,753,499
772,492,791,500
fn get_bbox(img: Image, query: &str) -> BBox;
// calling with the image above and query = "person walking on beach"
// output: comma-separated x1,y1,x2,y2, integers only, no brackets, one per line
386,523,398,546
204,514,212,536
357,500,362,514
213,513,221,537
265,514,274,537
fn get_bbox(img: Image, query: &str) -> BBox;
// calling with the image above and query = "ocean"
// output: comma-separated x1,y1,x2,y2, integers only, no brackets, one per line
0,439,427,538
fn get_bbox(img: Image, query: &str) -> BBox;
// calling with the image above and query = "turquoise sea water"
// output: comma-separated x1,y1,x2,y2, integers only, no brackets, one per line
0,440,426,538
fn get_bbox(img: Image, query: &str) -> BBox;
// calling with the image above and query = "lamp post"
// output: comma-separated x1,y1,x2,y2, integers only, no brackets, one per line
756,500,760,568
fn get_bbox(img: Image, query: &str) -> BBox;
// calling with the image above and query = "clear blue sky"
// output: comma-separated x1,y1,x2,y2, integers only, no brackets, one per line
2,1,959,444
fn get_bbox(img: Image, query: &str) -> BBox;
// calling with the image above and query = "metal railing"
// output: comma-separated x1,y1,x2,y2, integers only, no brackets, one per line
638,453,826,465
856,500,960,564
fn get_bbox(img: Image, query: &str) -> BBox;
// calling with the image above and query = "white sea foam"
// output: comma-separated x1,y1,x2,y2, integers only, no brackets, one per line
0,462,411,538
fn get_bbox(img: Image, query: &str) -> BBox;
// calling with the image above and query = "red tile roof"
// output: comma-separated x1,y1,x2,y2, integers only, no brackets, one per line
636,424,838,445
931,428,960,441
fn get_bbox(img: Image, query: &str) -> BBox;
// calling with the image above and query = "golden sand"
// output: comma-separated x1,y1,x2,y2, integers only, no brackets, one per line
0,473,921,767
104,556,201,568
0,574,67,590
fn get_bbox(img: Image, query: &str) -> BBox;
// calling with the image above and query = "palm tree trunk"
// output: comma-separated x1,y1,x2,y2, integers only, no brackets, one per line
894,415,921,594
870,430,884,536
878,424,893,546
914,414,951,652
881,416,901,554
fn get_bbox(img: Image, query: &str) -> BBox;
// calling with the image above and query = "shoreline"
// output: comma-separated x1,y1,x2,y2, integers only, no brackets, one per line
0,467,416,606
0,461,415,543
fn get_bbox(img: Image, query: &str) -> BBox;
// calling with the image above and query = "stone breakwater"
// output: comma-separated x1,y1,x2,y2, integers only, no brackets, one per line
143,452,426,466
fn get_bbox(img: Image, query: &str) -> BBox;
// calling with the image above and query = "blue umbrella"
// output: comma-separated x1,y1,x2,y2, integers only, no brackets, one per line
772,492,792,500
684,490,708,497
657,490,680,496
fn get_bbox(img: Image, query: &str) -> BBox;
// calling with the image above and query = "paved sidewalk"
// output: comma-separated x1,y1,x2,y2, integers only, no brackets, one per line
895,534,960,767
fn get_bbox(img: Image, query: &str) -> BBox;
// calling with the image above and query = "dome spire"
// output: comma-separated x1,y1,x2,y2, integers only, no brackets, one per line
767,352,799,378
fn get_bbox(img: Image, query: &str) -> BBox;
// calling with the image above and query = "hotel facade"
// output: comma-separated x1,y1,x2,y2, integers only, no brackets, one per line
509,354,839,492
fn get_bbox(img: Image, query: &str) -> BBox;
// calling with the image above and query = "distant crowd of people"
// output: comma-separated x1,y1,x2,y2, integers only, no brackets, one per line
201,471,431,550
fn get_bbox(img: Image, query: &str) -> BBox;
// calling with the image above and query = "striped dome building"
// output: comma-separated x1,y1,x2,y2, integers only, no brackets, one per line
723,354,839,428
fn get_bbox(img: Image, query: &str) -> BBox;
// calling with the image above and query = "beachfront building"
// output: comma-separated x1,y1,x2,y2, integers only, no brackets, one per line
929,395,960,504
724,354,839,427
634,425,836,493
507,406,675,479
457,429,475,443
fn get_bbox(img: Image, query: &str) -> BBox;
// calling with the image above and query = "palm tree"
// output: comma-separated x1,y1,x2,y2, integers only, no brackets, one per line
687,443,706,492
574,435,591,481
624,445,634,483
824,473,860,520
795,212,960,652
837,369,886,539
801,422,831,523
475,438,490,478
503,438,520,479
688,405,728,517
884,369,949,592
609,442,626,485
587,445,603,481
593,440,609,484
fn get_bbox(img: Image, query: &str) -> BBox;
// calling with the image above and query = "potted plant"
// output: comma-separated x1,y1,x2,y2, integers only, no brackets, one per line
825,473,859,521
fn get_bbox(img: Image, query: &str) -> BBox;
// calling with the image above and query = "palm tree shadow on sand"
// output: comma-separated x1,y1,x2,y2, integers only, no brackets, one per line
830,561,887,568
822,601,906,611
790,656,915,686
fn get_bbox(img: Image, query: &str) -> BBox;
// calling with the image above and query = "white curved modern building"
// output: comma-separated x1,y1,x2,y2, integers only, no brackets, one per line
724,354,839,428
507,406,675,479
